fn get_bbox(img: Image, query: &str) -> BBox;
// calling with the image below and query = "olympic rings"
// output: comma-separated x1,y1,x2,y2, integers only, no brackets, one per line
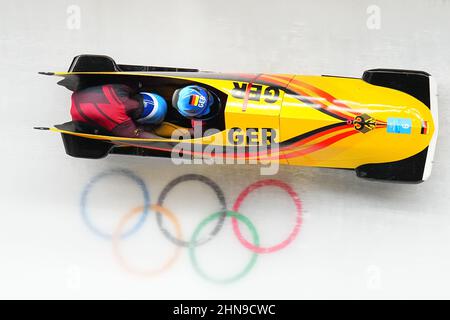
189,211,259,284
80,170,303,283
80,169,150,239
156,174,227,247
232,179,302,254
112,205,182,277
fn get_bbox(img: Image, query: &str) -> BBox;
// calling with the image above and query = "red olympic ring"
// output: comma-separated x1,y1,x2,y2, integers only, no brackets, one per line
231,179,302,254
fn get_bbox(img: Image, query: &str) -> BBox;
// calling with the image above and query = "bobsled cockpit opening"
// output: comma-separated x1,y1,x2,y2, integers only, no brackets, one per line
58,73,227,134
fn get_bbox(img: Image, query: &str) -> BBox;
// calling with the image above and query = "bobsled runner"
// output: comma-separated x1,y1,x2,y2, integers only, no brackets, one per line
38,54,438,183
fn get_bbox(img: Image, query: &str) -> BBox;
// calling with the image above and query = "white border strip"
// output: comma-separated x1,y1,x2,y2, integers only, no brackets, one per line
422,76,439,181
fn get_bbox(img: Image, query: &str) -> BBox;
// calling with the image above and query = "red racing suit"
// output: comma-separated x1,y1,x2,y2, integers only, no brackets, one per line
70,84,153,138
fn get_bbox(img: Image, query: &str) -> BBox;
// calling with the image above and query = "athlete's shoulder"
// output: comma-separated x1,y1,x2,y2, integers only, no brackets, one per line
72,84,105,96
109,84,134,96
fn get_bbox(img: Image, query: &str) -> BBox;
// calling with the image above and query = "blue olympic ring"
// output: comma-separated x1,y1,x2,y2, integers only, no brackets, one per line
80,168,150,239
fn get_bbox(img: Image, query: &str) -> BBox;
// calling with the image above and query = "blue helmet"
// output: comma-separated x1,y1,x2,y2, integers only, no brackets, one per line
173,85,213,119
136,92,167,125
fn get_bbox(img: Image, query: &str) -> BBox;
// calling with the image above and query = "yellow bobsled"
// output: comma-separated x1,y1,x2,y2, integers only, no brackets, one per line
39,55,438,183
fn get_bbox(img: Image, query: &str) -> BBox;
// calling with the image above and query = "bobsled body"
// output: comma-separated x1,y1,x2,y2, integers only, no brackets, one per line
40,55,438,183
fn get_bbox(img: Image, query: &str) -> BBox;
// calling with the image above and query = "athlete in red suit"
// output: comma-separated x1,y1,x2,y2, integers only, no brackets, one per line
71,84,167,138
71,84,215,138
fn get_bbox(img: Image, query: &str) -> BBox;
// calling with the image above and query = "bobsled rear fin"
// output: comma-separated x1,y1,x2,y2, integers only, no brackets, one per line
69,55,119,72
68,54,198,73
55,122,113,159
60,133,112,159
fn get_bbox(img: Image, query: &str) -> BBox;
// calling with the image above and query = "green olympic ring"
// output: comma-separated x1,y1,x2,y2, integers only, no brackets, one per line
188,211,260,284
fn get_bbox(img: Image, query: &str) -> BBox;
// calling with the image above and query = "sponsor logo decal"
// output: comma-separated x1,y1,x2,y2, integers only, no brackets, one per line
352,113,376,133
387,118,412,134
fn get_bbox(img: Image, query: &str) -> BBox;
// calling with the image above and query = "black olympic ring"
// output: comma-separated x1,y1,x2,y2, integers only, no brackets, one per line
156,174,227,247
